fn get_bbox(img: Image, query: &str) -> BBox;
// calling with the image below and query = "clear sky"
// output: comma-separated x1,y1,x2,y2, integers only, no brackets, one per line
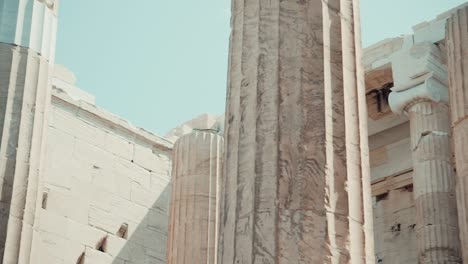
55,0,467,136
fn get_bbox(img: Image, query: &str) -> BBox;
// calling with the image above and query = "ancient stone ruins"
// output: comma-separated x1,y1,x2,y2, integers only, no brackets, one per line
0,0,467,263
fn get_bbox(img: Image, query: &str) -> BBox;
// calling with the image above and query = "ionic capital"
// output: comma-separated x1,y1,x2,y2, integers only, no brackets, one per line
389,77,448,114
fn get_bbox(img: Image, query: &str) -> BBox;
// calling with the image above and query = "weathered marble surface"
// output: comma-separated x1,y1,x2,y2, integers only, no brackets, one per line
447,5,468,263
167,131,223,264
217,0,374,263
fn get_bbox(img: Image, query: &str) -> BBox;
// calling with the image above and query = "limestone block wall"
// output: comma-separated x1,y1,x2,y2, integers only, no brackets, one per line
34,89,173,264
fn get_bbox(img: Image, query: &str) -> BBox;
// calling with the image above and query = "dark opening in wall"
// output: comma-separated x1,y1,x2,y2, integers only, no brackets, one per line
42,192,48,209
117,223,129,240
401,184,413,193
76,252,85,264
366,83,392,112
96,236,108,253
365,64,394,120
376,192,389,203
391,223,402,233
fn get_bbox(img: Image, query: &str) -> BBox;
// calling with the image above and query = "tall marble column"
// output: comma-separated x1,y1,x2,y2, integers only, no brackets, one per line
217,0,375,263
446,6,468,263
0,0,58,263
167,130,224,264
389,43,461,263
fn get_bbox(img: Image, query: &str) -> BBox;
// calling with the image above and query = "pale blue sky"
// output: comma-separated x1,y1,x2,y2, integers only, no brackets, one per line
55,0,467,136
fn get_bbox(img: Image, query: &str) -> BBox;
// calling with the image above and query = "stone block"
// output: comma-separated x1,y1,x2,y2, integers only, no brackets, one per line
109,197,148,224
142,227,167,254
88,206,125,234
63,240,85,264
370,138,412,181
147,208,168,234
38,254,64,264
150,171,171,188
37,231,66,264
105,235,127,259
116,241,146,264
133,144,159,172
38,210,68,237
130,181,158,208
149,156,172,177
73,138,114,171
46,189,89,225
106,236,162,263
104,133,134,160
91,166,118,194
149,173,170,194
66,220,106,249
146,248,166,264
373,188,418,264
43,128,77,189
70,177,119,213
413,19,447,44
50,107,106,149
83,248,112,264
114,158,150,189
125,220,146,246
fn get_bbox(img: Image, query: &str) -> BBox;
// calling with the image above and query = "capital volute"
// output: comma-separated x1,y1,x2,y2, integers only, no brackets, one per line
388,77,449,115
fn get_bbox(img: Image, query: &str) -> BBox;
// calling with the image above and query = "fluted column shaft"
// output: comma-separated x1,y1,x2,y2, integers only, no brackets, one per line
167,131,224,264
389,41,461,263
447,6,468,263
0,1,58,263
406,100,461,263
217,0,374,263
